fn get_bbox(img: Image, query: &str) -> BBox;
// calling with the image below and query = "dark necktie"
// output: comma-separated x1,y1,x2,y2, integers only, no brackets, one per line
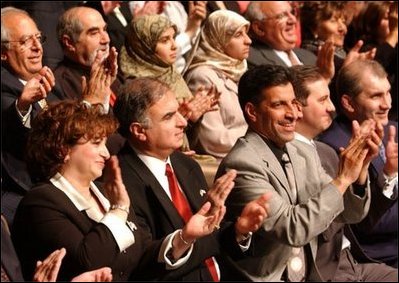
165,164,219,281
281,153,306,281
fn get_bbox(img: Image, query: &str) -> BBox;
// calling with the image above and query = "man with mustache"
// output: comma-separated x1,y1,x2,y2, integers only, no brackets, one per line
216,64,379,281
319,59,398,268
54,6,120,109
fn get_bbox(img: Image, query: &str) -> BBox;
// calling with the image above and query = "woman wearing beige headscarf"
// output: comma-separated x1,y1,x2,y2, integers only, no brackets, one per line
184,10,251,160
120,14,219,153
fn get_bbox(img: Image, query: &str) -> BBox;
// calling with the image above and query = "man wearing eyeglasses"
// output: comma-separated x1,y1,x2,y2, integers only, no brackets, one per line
1,7,63,226
245,1,335,82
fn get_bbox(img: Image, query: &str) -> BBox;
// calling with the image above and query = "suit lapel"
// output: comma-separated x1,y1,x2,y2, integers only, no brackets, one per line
120,144,186,227
246,131,295,203
287,143,307,203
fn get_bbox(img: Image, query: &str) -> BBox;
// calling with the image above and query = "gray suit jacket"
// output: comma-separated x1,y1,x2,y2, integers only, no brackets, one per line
216,130,370,281
247,41,317,69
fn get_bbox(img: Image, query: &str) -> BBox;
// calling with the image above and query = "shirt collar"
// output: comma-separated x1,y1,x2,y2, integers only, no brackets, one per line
294,132,315,147
50,172,110,212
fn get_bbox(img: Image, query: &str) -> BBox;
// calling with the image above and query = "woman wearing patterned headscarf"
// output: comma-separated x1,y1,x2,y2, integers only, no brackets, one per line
184,10,251,160
120,14,218,154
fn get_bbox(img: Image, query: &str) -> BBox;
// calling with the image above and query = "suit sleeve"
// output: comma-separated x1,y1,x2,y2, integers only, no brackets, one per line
220,147,345,247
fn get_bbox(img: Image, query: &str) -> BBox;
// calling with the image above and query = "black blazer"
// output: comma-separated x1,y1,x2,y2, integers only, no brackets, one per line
319,116,398,266
1,66,63,225
247,40,317,70
11,182,164,281
118,143,248,281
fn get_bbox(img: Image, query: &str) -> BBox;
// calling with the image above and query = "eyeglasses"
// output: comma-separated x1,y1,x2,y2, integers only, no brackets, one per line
265,8,297,22
2,32,46,50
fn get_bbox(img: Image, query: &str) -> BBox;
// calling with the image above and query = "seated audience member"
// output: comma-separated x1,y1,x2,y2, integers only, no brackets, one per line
319,60,398,267
11,100,226,281
54,6,119,106
119,13,219,180
85,1,132,53
5,2,80,70
184,10,250,160
300,1,377,110
130,1,207,73
300,2,348,61
114,77,270,281
2,215,112,282
355,1,398,120
244,1,333,81
216,64,380,281
1,7,61,225
292,65,397,281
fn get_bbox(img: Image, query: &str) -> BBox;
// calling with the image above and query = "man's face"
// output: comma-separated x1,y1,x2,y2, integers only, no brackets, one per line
143,91,188,159
249,83,299,148
300,79,335,138
1,13,43,80
256,1,297,51
348,71,391,126
71,9,110,67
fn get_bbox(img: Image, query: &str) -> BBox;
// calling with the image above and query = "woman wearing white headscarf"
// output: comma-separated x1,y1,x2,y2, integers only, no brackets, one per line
184,10,251,160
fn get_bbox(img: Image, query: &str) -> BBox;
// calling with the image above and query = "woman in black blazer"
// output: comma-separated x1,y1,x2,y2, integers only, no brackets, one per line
11,100,226,281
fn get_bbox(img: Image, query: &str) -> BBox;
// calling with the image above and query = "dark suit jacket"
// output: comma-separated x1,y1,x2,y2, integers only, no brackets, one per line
313,141,379,281
247,40,317,69
1,66,63,226
1,216,24,282
53,57,122,101
11,182,163,281
319,115,398,266
117,143,248,281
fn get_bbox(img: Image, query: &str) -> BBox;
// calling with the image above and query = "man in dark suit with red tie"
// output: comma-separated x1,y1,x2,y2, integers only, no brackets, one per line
114,77,270,281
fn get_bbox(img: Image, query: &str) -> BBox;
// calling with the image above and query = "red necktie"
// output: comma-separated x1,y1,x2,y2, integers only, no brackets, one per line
165,163,219,282
109,91,117,107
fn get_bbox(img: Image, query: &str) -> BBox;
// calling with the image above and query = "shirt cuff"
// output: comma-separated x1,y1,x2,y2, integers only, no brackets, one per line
158,230,193,270
82,100,110,114
238,232,253,252
101,212,135,252
382,173,398,199
15,100,32,128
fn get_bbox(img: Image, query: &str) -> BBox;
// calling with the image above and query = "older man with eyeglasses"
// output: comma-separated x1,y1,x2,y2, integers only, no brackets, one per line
1,6,64,226
245,1,336,82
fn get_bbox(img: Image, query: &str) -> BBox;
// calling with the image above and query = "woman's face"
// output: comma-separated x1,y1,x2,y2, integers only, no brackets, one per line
316,12,347,47
223,25,252,60
155,27,177,65
378,7,390,40
63,137,110,182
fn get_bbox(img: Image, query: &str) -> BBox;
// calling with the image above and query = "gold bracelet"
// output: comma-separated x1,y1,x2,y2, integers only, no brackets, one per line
179,229,194,245
110,204,130,215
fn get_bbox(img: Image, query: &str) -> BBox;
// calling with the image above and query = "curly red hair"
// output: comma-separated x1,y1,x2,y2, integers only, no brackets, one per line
27,100,118,181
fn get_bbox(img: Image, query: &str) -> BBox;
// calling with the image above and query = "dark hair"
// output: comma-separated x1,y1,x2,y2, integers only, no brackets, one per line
27,100,118,181
300,1,347,41
358,2,391,43
238,64,293,121
291,65,324,105
336,59,387,101
113,77,171,138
